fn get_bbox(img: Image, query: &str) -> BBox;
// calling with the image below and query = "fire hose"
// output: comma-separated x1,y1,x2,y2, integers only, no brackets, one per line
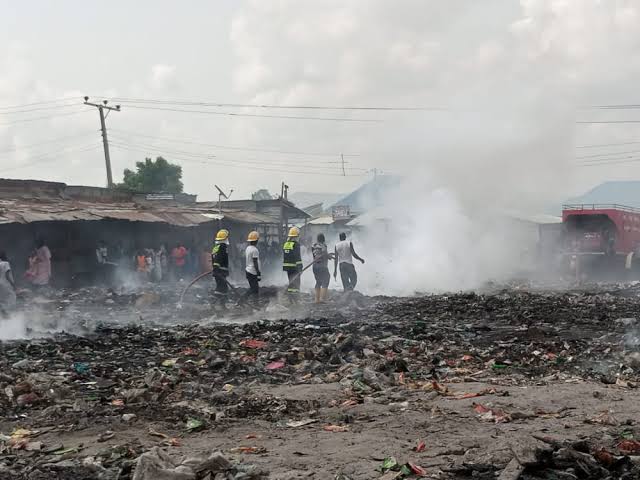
177,256,328,306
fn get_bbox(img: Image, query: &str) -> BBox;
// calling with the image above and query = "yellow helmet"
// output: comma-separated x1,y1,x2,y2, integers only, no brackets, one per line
247,231,259,242
288,226,300,238
215,229,229,241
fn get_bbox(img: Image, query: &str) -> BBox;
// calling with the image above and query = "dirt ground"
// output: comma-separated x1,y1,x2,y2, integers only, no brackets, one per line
2,283,640,479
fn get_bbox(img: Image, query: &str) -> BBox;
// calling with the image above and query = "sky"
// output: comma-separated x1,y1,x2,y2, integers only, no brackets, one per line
2,1,640,203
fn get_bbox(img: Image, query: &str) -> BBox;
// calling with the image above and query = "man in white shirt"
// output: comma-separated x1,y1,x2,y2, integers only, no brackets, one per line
334,232,365,292
238,231,261,306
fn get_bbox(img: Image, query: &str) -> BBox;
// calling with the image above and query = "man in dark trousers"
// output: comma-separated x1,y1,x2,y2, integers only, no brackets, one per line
282,226,303,300
334,232,365,292
211,229,230,309
238,231,261,307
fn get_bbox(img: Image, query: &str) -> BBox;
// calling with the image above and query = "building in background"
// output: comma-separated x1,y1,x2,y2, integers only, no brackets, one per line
0,179,308,286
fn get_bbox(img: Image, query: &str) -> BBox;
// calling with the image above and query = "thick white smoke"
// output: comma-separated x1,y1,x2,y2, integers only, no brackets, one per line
232,0,640,293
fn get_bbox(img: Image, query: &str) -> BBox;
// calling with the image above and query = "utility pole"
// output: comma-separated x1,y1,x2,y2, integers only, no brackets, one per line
84,96,121,188
279,182,289,246
341,153,346,176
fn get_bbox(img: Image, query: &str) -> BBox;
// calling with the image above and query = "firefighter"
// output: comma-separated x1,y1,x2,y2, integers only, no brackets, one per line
282,226,303,299
212,229,230,308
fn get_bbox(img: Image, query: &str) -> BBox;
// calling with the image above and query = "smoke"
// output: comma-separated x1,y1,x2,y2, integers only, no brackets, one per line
231,1,640,293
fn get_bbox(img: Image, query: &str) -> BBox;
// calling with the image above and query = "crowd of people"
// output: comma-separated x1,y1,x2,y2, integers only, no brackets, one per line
0,229,365,316
209,227,365,309
0,237,52,317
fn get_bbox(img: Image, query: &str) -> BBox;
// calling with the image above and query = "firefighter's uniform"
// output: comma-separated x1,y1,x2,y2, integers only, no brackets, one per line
212,229,230,307
283,227,303,296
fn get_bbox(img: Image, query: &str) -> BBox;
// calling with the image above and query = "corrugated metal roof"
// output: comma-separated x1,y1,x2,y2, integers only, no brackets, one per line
223,210,278,224
0,198,281,227
153,212,215,227
308,215,335,225
89,209,165,223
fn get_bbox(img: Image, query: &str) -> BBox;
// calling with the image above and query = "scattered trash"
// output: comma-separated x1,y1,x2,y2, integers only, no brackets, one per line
265,360,286,371
240,339,268,349
286,419,319,428
186,418,204,432
73,362,90,374
617,439,640,454
3,285,640,479
323,425,349,432
132,447,266,480
229,446,267,454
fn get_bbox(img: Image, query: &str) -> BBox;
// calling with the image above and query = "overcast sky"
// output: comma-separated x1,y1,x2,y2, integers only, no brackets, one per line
2,1,640,203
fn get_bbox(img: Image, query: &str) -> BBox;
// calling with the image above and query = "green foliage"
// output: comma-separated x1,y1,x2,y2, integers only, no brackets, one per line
117,156,183,193
251,189,273,201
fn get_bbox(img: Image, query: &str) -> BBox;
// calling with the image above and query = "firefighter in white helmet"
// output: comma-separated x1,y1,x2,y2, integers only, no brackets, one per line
282,226,303,298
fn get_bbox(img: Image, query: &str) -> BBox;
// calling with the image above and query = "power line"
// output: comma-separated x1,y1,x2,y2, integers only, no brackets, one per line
583,104,640,110
0,131,96,154
575,148,640,160
3,144,102,172
109,128,359,157
0,96,79,111
119,104,381,122
576,140,640,149
578,157,640,167
108,135,360,167
576,120,640,124
109,140,366,172
109,143,363,177
108,96,448,111
0,108,92,126
0,102,81,115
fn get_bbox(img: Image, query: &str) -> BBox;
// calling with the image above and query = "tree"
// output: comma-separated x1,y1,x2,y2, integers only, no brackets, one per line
251,189,274,201
118,157,183,193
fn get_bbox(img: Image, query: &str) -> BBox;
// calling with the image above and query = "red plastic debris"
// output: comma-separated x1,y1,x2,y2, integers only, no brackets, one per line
414,440,426,453
240,339,267,349
473,403,490,414
617,439,640,454
265,360,285,370
409,462,427,476
323,425,349,432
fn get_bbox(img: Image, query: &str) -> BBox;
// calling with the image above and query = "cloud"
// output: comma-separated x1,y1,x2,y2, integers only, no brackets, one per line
149,64,178,91
229,0,640,291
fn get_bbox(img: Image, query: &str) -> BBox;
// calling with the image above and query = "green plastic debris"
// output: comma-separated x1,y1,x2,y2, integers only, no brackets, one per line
352,379,370,392
492,363,509,369
621,429,635,440
399,464,411,476
186,418,204,431
73,362,90,374
380,456,398,472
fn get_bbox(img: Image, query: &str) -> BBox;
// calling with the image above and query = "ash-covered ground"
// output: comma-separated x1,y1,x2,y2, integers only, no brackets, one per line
2,282,640,479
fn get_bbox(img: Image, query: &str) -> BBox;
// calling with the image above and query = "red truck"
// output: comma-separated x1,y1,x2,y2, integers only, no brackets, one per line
562,204,640,276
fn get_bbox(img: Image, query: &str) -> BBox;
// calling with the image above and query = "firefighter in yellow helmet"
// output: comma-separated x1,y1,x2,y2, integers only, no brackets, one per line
282,226,303,298
211,229,230,308
237,231,261,307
